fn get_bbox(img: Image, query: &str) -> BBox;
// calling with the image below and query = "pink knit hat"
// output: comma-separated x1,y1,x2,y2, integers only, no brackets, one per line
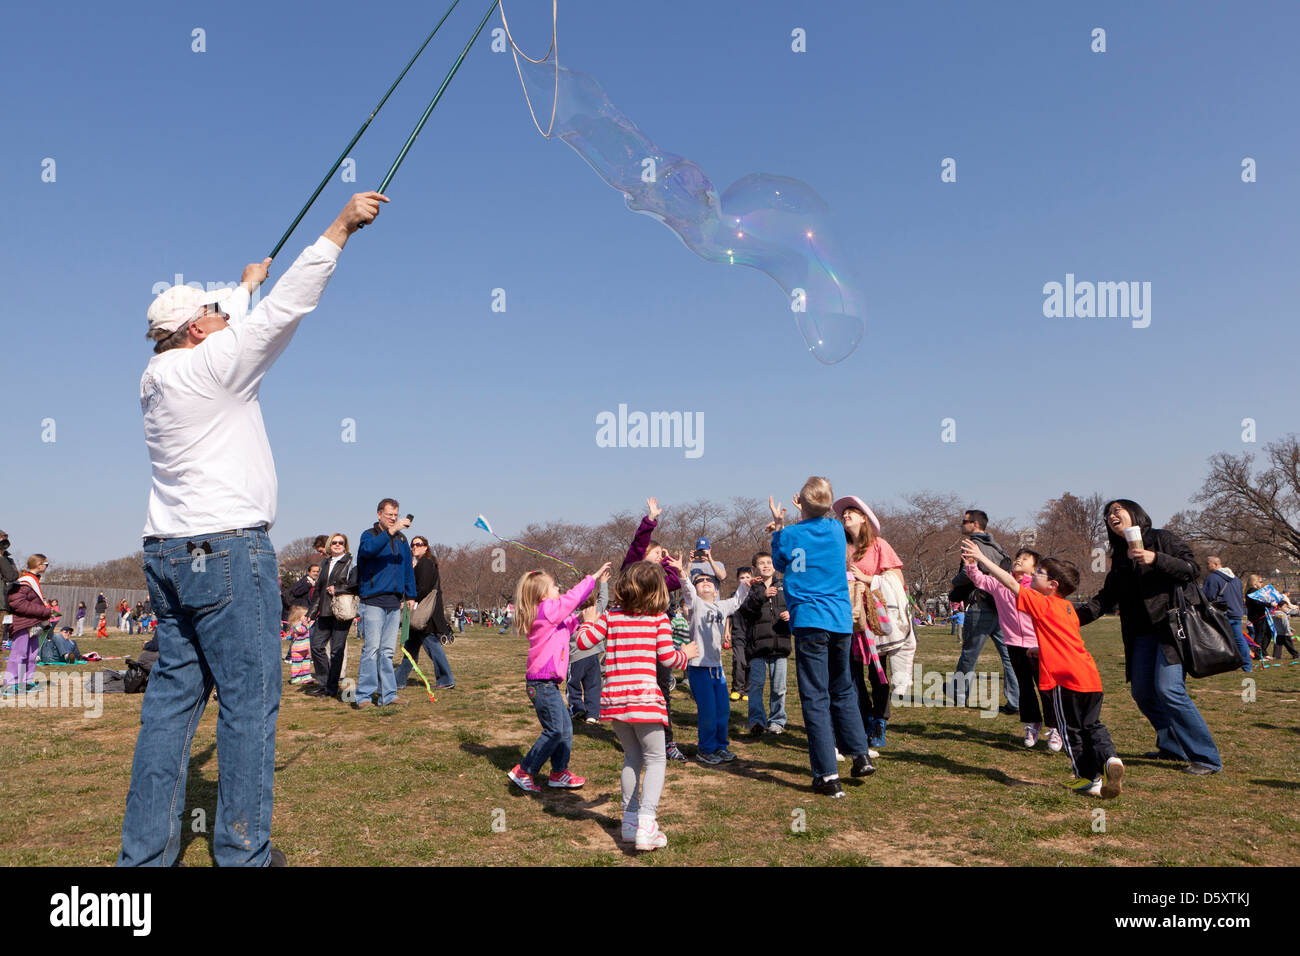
832,496,881,534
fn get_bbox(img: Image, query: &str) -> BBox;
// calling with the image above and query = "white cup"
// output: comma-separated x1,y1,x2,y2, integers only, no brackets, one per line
1124,526,1143,553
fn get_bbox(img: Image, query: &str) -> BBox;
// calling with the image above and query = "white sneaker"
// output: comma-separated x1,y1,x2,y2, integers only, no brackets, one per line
621,812,638,842
835,749,846,762
1023,722,1042,748
1046,728,1064,753
1100,756,1124,799
868,748,880,759
635,822,667,850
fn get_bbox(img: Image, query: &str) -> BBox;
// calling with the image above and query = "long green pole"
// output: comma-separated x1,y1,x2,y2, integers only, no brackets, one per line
372,0,499,199
267,0,464,261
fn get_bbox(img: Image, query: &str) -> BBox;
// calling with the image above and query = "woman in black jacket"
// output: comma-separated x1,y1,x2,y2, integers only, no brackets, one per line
307,533,357,699
394,537,456,691
1076,499,1222,774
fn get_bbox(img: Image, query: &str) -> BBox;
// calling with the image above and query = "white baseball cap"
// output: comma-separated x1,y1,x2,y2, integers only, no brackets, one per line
145,285,233,339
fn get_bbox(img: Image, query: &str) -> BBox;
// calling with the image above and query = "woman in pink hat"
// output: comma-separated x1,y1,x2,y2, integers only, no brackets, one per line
833,496,913,752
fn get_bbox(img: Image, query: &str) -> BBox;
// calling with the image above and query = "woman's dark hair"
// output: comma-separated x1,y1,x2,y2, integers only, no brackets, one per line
1102,498,1153,557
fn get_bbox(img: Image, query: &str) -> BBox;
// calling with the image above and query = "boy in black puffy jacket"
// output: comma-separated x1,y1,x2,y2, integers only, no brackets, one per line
739,552,792,735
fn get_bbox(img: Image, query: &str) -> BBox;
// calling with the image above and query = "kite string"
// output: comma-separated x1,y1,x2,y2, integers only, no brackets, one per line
401,648,437,703
497,0,559,139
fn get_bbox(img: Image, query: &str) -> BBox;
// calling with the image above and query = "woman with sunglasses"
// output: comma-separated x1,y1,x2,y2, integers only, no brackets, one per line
307,533,357,699
394,537,456,691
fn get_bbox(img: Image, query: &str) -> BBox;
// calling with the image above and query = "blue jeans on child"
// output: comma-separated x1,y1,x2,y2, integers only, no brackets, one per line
357,602,402,705
793,628,870,781
521,679,571,776
119,528,281,867
568,654,602,717
747,655,788,729
1128,633,1222,768
687,665,730,754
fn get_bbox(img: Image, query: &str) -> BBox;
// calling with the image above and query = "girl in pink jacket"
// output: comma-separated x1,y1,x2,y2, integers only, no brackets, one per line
963,548,1062,753
507,561,611,794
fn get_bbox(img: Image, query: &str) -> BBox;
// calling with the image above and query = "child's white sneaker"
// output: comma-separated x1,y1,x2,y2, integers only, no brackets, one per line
1023,722,1041,748
1046,728,1064,753
621,811,638,843
635,818,667,851
1100,756,1124,799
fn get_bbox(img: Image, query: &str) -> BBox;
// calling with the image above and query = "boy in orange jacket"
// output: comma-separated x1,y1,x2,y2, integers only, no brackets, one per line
961,540,1124,798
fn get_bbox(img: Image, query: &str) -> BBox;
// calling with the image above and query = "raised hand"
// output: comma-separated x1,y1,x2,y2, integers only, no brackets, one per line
592,561,613,582
646,497,662,522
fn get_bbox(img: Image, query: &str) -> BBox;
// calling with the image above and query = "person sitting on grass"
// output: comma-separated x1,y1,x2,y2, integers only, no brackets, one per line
960,540,1123,799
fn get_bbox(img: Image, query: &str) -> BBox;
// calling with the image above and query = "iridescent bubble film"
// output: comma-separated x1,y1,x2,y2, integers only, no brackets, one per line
518,59,864,364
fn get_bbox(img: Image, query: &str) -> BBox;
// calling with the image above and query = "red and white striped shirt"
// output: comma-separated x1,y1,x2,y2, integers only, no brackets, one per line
575,611,685,724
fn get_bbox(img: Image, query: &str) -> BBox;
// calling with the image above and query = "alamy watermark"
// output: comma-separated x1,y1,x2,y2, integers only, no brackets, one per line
595,404,704,459
1042,273,1150,328
2,673,103,718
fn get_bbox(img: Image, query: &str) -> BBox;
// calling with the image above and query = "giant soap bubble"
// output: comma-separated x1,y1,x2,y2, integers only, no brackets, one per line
518,59,865,364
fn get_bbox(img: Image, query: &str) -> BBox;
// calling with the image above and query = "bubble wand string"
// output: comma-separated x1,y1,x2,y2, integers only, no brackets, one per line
267,0,463,261
474,514,580,576
401,648,438,703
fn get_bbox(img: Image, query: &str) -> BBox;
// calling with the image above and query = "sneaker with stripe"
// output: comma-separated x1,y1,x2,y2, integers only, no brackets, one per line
508,764,542,793
548,769,586,789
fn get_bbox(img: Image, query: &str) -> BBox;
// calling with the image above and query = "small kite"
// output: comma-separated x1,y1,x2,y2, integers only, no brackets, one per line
474,514,580,575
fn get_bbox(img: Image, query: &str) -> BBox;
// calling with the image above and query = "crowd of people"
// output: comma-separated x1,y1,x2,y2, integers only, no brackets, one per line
94,191,1292,865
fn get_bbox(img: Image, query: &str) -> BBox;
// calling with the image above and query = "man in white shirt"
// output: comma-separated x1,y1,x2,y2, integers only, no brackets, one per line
118,192,388,867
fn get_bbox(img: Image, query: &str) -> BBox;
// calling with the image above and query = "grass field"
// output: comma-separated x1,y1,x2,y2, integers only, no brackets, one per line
2,618,1297,866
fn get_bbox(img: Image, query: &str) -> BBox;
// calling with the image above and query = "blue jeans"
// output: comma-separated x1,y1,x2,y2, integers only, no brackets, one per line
119,528,281,867
1129,633,1222,768
948,603,1019,708
357,603,402,705
687,665,729,753
393,634,455,689
521,679,571,775
793,629,870,780
1226,615,1252,671
747,655,788,729
567,654,602,717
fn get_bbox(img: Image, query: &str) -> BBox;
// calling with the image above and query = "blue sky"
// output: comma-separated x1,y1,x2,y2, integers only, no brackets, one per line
2,0,1297,563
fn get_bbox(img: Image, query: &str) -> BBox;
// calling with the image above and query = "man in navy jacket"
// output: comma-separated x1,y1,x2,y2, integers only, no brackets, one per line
1202,556,1251,671
355,498,417,707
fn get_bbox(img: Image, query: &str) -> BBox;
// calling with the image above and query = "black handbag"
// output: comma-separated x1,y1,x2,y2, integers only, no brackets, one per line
1168,586,1241,678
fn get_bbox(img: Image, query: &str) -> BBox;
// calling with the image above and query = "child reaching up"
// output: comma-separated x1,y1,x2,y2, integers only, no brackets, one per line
508,561,612,794
961,540,1123,798
622,496,688,761
575,561,699,850
963,548,1062,752
673,554,751,764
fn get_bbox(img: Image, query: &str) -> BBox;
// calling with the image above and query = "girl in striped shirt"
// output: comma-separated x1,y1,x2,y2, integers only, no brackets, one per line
575,561,699,850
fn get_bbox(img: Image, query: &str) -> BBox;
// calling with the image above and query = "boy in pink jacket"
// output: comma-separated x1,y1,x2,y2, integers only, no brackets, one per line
508,562,612,793
963,548,1062,751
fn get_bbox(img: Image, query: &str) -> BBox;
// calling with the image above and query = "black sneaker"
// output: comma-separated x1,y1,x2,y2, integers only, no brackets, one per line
812,777,845,799
851,753,876,777
998,704,1018,716
268,847,287,866
749,723,765,738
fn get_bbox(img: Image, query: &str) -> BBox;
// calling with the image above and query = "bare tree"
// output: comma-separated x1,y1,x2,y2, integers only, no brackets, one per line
1190,436,1300,568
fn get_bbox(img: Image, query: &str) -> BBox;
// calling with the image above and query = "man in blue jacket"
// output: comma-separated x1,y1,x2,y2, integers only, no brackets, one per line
1202,556,1251,671
356,498,417,708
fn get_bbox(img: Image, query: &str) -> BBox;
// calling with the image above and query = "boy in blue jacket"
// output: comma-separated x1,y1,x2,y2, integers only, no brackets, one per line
355,498,418,708
769,477,874,797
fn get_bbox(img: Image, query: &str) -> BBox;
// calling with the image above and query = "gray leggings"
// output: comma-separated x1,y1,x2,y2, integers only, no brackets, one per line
612,721,667,817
